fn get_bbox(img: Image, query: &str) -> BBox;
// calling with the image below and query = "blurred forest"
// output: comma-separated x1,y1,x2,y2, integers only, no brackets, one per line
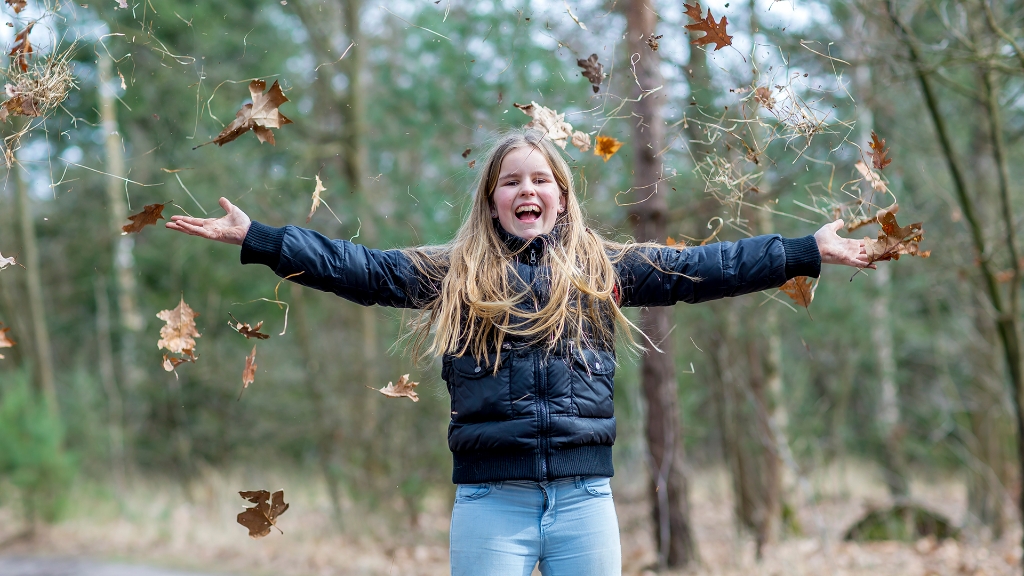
0,0,1022,574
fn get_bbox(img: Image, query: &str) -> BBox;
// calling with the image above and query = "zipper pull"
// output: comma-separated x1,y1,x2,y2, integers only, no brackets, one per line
529,249,537,266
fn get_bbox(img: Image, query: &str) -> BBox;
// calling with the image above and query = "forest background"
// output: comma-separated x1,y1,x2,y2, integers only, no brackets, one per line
0,0,1022,574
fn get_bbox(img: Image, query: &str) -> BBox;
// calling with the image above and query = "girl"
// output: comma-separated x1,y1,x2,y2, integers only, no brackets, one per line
166,128,872,575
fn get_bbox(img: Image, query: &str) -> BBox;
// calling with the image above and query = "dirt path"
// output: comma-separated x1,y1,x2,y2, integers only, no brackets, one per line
0,557,224,576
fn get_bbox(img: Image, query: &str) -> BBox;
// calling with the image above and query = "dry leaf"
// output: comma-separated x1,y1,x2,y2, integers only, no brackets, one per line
646,35,663,51
238,345,257,400
162,348,197,372
683,3,733,51
468,159,476,169
754,86,775,110
377,374,419,402
564,1,586,30
198,80,292,148
846,203,897,233
228,313,270,340
869,130,892,170
9,22,31,72
0,322,15,359
854,160,887,192
576,53,603,93
666,236,677,246
5,0,26,14
779,276,816,308
864,205,930,263
306,174,326,223
157,296,200,371
594,135,623,161
122,202,168,234
0,84,39,122
237,490,289,539
0,250,15,270
571,130,591,153
461,148,471,158
683,1,703,20
513,101,589,152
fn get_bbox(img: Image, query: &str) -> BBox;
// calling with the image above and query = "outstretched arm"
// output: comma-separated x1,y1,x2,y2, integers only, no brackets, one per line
165,197,251,245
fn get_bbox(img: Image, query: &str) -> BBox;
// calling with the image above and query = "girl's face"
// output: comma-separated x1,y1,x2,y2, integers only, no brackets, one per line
490,146,565,240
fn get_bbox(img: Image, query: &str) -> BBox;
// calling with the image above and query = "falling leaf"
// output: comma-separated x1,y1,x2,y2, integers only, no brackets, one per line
0,250,15,270
468,159,476,168
646,35,663,51
863,205,930,263
117,69,126,90
9,22,32,72
197,80,292,148
237,490,289,539
754,86,775,110
846,203,897,233
0,85,39,122
306,174,326,223
571,130,591,153
564,1,586,29
228,313,270,340
5,0,26,14
854,160,887,193
869,130,892,170
376,374,419,402
779,276,817,308
683,2,733,51
0,322,15,359
122,202,168,234
576,54,603,93
594,135,623,161
461,148,471,158
238,345,257,400
157,295,201,371
513,101,589,152
666,236,677,246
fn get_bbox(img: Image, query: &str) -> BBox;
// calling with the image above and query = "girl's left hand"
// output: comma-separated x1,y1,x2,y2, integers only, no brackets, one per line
814,220,876,269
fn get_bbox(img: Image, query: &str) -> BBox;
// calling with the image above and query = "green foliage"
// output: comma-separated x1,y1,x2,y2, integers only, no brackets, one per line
0,371,76,523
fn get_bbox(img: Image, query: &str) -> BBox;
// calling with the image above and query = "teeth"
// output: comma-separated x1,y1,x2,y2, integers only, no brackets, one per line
516,205,541,215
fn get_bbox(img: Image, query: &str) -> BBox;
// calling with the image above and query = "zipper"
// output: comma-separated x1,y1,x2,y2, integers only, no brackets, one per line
529,248,537,266
537,351,548,481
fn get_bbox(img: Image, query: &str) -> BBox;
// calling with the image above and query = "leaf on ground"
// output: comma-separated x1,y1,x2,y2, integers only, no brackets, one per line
864,205,930,263
228,313,270,340
854,160,887,193
779,276,817,308
683,3,733,51
0,250,15,270
198,80,292,148
306,174,326,223
513,101,589,152
594,135,623,161
157,295,201,371
237,490,289,539
238,345,256,400
0,322,15,359
869,131,892,170
564,1,586,29
9,22,32,72
376,374,419,402
122,202,168,234
5,0,26,14
576,54,603,93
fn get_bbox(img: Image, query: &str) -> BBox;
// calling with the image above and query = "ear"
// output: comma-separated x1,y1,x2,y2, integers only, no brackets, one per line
489,201,498,219
558,194,566,213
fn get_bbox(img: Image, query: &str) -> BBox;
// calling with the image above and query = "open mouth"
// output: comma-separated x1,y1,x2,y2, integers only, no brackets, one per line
515,204,542,222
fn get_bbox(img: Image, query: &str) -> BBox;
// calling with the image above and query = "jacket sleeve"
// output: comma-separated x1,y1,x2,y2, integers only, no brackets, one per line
617,234,821,307
239,220,437,309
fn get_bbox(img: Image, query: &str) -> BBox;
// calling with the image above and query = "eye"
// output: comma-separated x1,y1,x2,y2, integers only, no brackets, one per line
503,180,519,187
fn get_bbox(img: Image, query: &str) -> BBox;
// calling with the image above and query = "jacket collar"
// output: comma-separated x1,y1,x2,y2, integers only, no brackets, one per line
494,219,560,262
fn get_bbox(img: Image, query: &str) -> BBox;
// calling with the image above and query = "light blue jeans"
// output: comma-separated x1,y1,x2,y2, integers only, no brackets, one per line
449,476,621,576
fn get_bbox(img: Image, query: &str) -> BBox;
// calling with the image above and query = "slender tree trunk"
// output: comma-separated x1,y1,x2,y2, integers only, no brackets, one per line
626,0,697,568
12,142,57,417
94,276,126,493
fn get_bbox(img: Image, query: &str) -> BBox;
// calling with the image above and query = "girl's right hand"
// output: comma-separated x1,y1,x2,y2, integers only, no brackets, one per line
165,197,251,246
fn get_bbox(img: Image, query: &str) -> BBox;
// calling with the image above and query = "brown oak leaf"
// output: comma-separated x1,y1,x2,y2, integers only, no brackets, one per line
594,135,623,161
157,295,200,371
854,160,887,193
228,313,270,340
863,205,930,263
122,202,168,234
0,87,40,122
846,203,897,233
683,1,703,20
197,80,292,148
869,131,892,170
513,101,589,152
162,348,198,372
0,322,15,359
9,22,32,72
306,174,326,223
376,374,419,402
779,276,817,309
238,345,256,400
683,3,733,51
237,490,289,539
576,53,603,93
754,86,775,110
5,0,26,14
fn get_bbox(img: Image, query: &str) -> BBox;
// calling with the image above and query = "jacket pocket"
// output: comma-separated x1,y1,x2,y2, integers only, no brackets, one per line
447,352,512,423
570,349,615,418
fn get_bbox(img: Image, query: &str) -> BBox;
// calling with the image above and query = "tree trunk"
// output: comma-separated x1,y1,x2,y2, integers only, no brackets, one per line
94,276,126,493
626,0,697,568
12,141,58,417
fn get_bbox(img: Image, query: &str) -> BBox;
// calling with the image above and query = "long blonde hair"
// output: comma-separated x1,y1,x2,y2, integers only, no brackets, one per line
404,128,645,363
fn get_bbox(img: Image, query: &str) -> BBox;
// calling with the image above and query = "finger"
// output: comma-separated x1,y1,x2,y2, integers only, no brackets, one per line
830,219,844,233
219,197,234,214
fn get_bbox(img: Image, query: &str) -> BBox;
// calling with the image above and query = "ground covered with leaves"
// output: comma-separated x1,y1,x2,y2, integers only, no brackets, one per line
0,464,1018,576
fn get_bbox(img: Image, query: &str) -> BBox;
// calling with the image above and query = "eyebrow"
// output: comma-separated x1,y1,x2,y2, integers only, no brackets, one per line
497,167,554,181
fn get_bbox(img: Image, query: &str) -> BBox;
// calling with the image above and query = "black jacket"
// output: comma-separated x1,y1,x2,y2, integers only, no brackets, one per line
240,221,821,483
